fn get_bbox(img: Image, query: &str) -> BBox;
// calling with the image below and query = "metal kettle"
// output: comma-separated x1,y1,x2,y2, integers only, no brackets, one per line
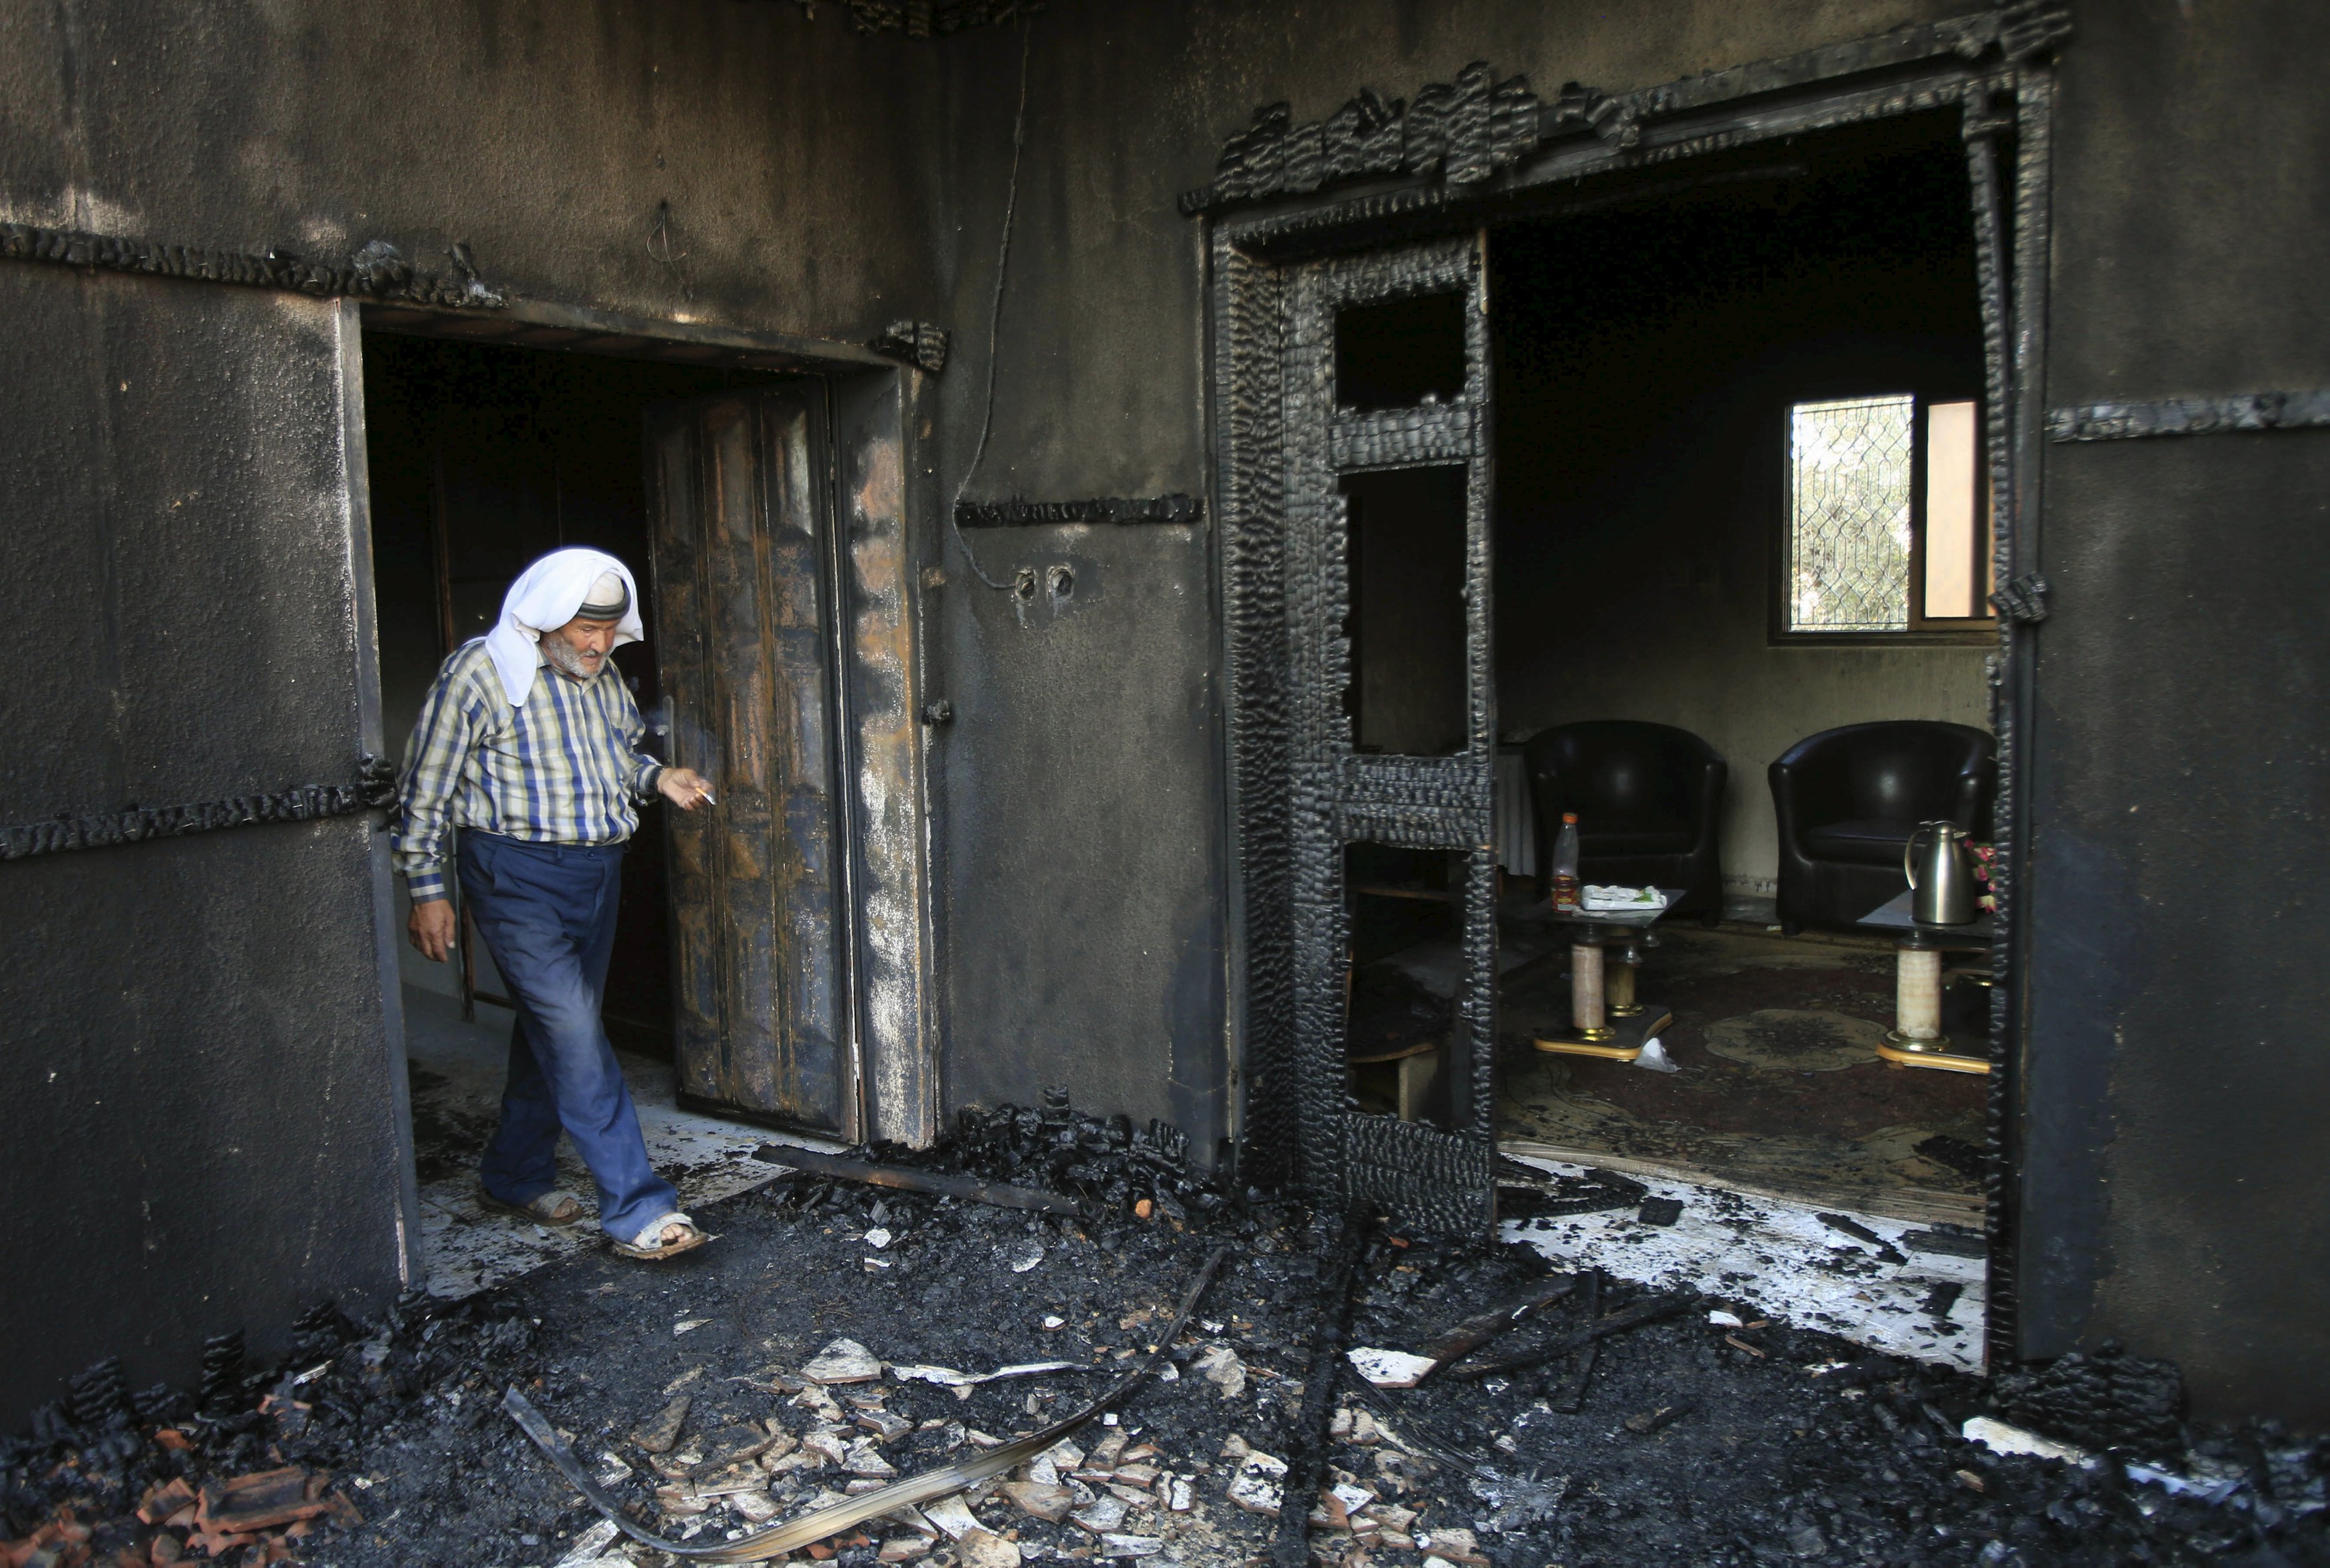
1904,821,1978,924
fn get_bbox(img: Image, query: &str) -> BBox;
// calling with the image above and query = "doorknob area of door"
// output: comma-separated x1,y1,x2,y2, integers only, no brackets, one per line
922,699,955,727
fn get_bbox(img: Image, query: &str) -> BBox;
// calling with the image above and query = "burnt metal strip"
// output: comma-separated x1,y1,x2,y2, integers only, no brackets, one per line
0,757,395,863
954,494,1204,527
0,223,503,307
2046,390,2330,443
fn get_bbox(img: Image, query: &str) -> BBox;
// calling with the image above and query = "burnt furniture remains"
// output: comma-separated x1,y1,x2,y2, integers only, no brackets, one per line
1768,721,1994,933
1522,721,1727,920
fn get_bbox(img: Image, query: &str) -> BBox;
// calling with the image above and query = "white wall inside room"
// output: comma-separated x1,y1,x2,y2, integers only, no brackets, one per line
1501,636,1991,894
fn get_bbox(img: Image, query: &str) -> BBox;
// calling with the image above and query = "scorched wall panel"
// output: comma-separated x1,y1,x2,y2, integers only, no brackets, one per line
0,266,404,1425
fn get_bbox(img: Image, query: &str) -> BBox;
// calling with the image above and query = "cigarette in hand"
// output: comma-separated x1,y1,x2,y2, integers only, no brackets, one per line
696,785,716,806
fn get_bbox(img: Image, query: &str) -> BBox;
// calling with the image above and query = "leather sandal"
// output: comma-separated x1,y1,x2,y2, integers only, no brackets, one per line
612,1211,707,1261
479,1188,585,1227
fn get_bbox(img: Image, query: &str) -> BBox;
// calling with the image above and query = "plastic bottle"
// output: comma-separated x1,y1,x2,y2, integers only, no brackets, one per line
1550,812,1582,913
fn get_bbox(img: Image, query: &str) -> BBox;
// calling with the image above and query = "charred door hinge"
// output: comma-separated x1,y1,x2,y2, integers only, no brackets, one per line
1990,573,2050,625
921,699,955,727
869,321,951,374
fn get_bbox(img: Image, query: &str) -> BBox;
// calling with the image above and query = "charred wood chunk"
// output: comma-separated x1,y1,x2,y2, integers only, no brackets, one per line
68,1356,130,1430
200,1330,247,1414
1997,1340,2184,1454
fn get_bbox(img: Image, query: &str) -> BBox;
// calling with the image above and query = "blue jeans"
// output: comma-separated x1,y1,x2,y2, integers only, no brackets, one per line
459,831,678,1242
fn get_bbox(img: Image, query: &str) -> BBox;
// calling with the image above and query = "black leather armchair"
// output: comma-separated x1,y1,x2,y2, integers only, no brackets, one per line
1524,721,1728,920
1768,720,1995,932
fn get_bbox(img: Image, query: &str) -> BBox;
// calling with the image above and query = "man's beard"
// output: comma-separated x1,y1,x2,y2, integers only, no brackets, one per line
541,637,604,680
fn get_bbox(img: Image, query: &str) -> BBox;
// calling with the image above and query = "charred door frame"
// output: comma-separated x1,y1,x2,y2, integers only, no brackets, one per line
1204,16,2060,1367
340,298,946,1193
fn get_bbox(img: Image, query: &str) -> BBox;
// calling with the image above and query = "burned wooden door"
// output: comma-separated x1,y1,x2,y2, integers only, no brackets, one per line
1283,234,1499,1234
645,385,857,1139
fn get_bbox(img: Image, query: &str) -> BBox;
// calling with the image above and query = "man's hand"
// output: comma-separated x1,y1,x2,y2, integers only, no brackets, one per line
409,898,457,962
658,767,716,812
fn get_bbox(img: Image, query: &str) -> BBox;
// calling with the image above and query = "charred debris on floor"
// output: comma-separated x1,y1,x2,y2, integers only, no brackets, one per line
6,1093,2327,1567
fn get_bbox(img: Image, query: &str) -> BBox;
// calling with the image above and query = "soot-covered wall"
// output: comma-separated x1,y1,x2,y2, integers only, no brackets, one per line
933,0,1974,1161
0,271,400,1426
0,0,953,1426
2022,0,2330,1422
1491,120,1991,894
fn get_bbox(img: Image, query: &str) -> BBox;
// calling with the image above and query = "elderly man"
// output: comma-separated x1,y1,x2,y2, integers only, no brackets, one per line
395,547,714,1260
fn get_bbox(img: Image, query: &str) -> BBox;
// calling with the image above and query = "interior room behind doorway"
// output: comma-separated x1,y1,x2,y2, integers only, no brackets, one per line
1343,114,2000,1221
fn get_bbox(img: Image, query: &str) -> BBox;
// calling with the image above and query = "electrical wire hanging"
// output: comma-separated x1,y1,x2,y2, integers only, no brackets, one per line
946,11,1036,592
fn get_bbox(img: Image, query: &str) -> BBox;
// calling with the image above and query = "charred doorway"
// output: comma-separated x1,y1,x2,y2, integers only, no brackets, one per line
361,333,865,1161
1215,62,2047,1370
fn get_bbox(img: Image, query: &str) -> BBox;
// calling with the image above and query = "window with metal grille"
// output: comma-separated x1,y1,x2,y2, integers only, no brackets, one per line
1782,394,1994,638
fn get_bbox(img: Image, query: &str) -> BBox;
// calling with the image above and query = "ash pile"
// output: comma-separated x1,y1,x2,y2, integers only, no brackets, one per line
8,1090,2330,1567
859,1085,1233,1227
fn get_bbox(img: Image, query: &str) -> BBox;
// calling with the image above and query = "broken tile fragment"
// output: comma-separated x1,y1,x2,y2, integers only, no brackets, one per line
857,1408,915,1442
1225,1448,1287,1515
792,1383,847,1423
804,1338,883,1384
1193,1344,1246,1398
194,1468,334,1534
845,1439,899,1478
955,1526,1022,1567
633,1396,692,1453
921,1494,983,1539
1344,1348,1436,1388
1098,1534,1165,1558
1002,1481,1074,1522
136,1479,197,1526
800,1428,852,1467
694,1462,770,1497
1417,1525,1489,1565
564,1509,629,1556
730,1490,783,1523
1070,1492,1129,1533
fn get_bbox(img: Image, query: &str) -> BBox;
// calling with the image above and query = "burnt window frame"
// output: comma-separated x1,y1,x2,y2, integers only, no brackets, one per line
1770,387,1998,648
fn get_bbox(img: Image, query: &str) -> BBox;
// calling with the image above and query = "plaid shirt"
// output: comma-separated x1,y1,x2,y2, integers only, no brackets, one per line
393,640,664,903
